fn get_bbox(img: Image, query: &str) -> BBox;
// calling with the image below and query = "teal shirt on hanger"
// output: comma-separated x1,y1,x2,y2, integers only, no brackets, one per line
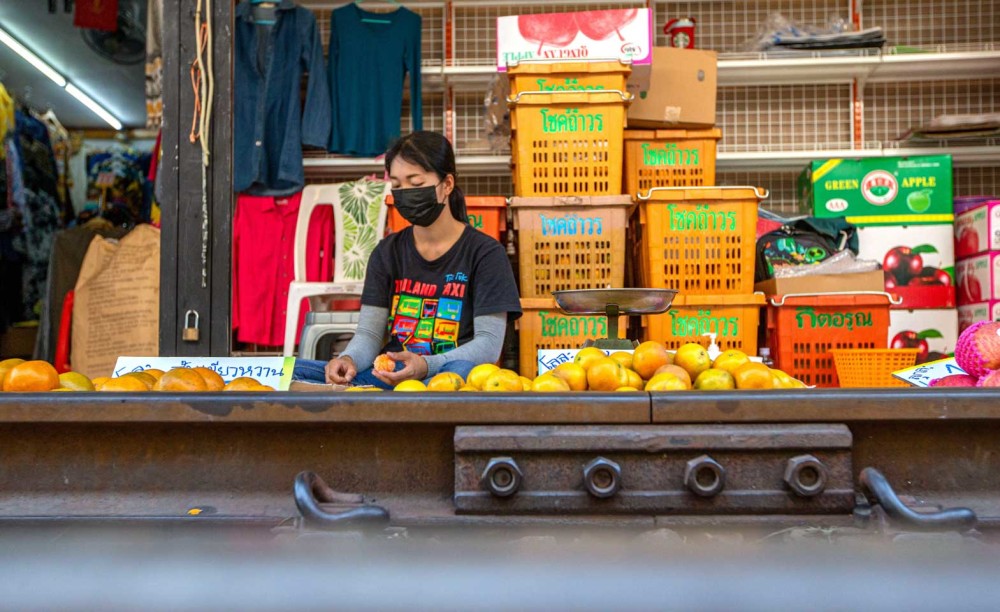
327,4,423,157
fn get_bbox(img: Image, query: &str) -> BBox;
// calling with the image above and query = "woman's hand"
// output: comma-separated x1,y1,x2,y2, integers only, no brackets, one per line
325,355,357,384
373,351,428,387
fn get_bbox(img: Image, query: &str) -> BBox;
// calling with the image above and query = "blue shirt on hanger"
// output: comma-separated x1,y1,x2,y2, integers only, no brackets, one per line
327,3,422,157
234,0,331,195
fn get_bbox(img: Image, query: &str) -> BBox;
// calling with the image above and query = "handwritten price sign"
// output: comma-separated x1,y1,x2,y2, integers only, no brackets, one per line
892,356,967,387
113,356,295,390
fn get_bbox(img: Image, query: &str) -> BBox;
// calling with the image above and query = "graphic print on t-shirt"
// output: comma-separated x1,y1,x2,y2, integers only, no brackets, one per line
389,272,468,355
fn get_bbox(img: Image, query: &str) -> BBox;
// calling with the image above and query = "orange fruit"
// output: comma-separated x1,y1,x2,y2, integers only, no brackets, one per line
153,368,209,392
587,357,628,392
531,374,570,392
712,350,750,375
615,386,640,392
394,380,427,392
693,368,736,391
467,364,500,390
632,341,672,380
193,367,225,391
58,371,95,391
653,364,692,389
551,363,587,391
573,347,606,371
625,369,643,390
458,385,478,392
733,362,775,390
91,376,111,390
123,372,156,390
483,369,523,392
373,354,396,373
142,368,165,381
519,376,533,391
254,385,276,392
100,376,150,392
0,358,25,389
223,377,263,391
645,372,689,392
3,360,59,392
609,351,633,370
674,343,711,380
427,372,465,391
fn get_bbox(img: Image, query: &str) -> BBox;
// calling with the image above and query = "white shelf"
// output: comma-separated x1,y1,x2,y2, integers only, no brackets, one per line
429,49,1000,88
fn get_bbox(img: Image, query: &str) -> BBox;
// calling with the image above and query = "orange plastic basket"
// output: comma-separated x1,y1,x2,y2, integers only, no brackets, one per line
830,348,920,388
767,292,893,388
634,186,767,295
507,60,631,96
388,196,507,242
511,195,632,299
623,128,722,197
642,293,766,354
509,89,631,197
518,298,629,379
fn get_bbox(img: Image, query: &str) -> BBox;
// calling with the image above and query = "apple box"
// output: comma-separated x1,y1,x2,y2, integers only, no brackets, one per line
889,308,958,365
954,199,1000,259
798,156,953,224
497,9,653,93
958,301,1000,333
856,224,956,309
955,252,1000,304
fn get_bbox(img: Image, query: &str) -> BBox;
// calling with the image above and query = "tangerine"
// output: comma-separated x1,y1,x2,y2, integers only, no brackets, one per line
0,358,25,389
653,364,692,389
609,351,634,370
483,369,522,392
712,350,750,375
733,362,775,390
531,374,571,392
645,372,689,392
223,377,264,391
466,364,500,390
3,360,59,392
674,343,711,380
427,372,465,391
123,372,156,390
694,368,736,391
153,368,209,392
373,354,396,373
100,376,150,392
625,369,643,390
91,376,111,390
58,371,95,391
394,380,427,392
193,367,225,391
519,376,533,391
587,357,628,392
632,341,672,380
573,347,606,371
551,363,587,391
142,368,166,381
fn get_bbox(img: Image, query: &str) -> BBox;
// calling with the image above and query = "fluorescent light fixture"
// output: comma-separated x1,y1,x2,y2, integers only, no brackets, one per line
0,26,123,130
0,27,66,87
66,83,123,131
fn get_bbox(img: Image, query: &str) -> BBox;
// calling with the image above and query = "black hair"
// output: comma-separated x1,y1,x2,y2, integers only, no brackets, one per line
385,131,467,223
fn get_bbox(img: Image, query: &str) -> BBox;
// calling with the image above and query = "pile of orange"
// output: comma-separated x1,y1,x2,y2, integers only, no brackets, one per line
0,359,274,393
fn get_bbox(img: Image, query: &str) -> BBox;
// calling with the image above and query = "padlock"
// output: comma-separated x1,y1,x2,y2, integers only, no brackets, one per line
183,310,200,342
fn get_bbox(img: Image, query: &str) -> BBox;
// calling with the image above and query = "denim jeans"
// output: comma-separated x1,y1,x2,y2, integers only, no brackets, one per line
292,358,477,390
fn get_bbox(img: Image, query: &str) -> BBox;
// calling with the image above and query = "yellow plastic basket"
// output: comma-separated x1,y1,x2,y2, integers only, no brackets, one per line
830,349,920,388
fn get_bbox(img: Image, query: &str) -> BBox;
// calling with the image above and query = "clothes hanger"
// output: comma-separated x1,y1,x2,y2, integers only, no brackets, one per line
249,0,277,26
354,0,399,25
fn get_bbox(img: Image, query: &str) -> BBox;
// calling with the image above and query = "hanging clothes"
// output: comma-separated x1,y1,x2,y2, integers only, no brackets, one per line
146,0,164,130
232,191,334,347
327,4,422,157
0,83,14,158
86,147,148,223
233,0,331,196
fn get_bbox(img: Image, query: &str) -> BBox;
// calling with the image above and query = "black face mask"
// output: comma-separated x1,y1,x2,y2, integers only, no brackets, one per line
392,185,445,227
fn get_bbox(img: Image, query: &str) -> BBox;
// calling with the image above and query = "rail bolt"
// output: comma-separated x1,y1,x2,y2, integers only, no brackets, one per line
684,455,726,498
583,456,622,499
481,457,522,498
784,454,828,497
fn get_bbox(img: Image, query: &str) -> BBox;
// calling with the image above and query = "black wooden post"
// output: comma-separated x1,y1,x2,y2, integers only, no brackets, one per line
159,0,234,357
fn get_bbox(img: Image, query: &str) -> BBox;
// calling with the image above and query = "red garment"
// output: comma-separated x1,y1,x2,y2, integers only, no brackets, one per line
232,192,335,347
74,0,119,31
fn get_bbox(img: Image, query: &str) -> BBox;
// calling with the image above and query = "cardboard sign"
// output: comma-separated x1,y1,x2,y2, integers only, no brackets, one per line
537,348,633,375
892,356,968,387
113,356,296,391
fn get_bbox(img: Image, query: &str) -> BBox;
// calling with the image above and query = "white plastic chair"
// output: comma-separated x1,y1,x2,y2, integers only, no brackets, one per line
282,179,390,356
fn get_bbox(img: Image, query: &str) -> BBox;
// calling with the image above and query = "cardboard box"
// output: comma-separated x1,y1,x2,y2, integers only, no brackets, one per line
956,252,1000,304
496,9,653,92
856,224,956,309
954,200,1000,259
754,270,885,296
958,301,1000,333
798,156,953,224
627,47,717,128
889,308,958,364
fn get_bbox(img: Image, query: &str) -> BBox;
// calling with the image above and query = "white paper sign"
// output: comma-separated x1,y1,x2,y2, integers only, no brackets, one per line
112,356,296,391
892,357,968,387
537,349,633,374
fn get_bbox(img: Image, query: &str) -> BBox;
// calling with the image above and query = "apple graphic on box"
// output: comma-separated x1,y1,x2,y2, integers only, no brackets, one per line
958,227,979,256
906,190,933,214
891,328,944,363
576,9,638,41
517,14,580,53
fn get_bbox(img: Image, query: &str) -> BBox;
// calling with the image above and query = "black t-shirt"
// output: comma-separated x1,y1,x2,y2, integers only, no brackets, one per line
361,225,522,356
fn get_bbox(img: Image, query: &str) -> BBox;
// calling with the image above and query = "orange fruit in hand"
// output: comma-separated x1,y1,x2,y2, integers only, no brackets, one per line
100,376,150,392
153,368,209,392
632,341,672,380
3,360,59,392
193,367,225,391
694,368,736,390
733,362,775,390
645,372,689,392
712,350,750,375
587,357,628,392
373,354,396,373
0,358,25,390
674,343,711,380
653,364,692,389
551,363,587,391
574,347,607,372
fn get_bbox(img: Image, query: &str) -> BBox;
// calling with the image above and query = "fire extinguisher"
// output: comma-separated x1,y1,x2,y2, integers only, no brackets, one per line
664,17,696,49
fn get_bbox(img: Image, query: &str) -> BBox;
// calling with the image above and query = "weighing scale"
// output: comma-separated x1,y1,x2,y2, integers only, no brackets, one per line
552,288,678,351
